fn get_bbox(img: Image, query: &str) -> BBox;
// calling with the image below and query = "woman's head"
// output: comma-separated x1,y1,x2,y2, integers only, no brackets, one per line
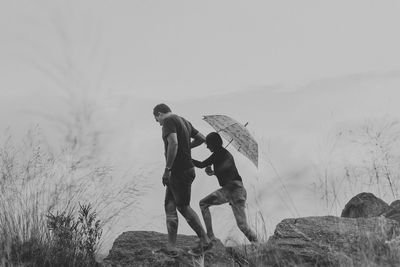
206,132,223,151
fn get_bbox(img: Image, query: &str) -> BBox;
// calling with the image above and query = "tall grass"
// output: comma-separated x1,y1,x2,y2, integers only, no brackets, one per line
228,122,400,266
0,128,146,266
312,117,400,214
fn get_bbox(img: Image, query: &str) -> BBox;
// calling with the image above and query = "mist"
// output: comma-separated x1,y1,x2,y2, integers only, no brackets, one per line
1,0,400,259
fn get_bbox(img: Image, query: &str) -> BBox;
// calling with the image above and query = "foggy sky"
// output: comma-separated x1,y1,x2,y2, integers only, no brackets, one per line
1,0,400,255
1,0,400,100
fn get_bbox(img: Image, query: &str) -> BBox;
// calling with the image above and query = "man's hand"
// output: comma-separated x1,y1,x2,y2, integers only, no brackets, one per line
162,169,171,186
205,166,214,176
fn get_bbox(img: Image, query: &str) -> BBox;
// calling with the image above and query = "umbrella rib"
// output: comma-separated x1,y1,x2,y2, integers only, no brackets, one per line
223,122,249,150
216,122,241,133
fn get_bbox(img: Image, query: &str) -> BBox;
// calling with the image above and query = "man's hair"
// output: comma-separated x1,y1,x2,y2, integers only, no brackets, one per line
153,103,172,116
206,132,223,149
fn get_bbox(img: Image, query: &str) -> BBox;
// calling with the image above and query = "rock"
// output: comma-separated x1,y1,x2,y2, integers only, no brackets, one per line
102,231,232,267
340,192,400,224
102,193,400,266
227,216,400,267
341,192,389,218
382,200,400,223
390,200,400,210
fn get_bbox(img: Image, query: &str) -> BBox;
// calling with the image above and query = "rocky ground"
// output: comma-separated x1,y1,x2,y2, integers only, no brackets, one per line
102,192,400,266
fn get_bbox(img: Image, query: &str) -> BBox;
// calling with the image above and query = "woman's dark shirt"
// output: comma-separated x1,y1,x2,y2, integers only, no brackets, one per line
192,147,242,186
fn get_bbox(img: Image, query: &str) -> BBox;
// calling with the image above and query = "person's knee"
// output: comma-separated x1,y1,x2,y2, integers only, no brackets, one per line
165,208,178,226
164,201,176,212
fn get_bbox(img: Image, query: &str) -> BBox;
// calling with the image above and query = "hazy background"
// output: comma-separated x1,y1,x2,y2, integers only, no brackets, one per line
1,0,400,255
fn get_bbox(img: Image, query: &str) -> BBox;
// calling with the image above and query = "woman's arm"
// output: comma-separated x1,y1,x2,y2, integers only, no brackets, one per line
192,154,214,169
192,159,207,168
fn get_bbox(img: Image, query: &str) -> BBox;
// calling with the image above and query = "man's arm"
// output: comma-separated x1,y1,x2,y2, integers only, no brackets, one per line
162,133,178,186
190,132,206,148
165,133,178,169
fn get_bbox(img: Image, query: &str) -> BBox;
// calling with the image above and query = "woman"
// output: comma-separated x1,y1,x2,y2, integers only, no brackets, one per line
192,132,258,243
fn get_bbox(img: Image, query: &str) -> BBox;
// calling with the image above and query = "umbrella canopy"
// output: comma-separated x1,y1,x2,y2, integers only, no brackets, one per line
203,115,258,168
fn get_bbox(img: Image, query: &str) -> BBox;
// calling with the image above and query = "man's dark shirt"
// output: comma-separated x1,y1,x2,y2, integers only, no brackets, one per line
192,147,242,187
162,114,199,172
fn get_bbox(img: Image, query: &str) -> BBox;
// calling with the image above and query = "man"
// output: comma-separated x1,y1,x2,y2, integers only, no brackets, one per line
153,103,212,256
192,132,258,243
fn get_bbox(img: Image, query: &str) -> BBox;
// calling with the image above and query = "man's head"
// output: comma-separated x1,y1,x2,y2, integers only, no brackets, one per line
206,132,223,152
153,103,172,125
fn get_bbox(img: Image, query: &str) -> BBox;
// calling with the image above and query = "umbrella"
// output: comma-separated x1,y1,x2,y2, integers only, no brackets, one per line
203,115,258,168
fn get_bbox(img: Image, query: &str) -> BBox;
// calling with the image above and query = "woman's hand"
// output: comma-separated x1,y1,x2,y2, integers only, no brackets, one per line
205,166,214,176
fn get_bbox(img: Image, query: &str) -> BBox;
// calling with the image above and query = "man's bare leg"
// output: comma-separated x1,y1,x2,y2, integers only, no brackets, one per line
165,194,179,250
177,205,211,245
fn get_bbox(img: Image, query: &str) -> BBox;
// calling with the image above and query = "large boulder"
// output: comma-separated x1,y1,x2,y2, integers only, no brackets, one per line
341,192,390,218
389,200,400,211
341,192,400,224
382,200,400,223
102,231,232,267
228,216,400,266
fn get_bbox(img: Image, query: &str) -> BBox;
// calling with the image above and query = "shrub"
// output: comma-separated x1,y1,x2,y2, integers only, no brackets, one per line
0,128,145,266
46,203,102,267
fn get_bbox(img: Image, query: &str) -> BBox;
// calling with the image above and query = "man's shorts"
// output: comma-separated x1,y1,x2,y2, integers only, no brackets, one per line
165,167,196,207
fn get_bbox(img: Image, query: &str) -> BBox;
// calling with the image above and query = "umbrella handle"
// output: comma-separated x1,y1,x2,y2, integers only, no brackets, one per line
225,139,234,148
